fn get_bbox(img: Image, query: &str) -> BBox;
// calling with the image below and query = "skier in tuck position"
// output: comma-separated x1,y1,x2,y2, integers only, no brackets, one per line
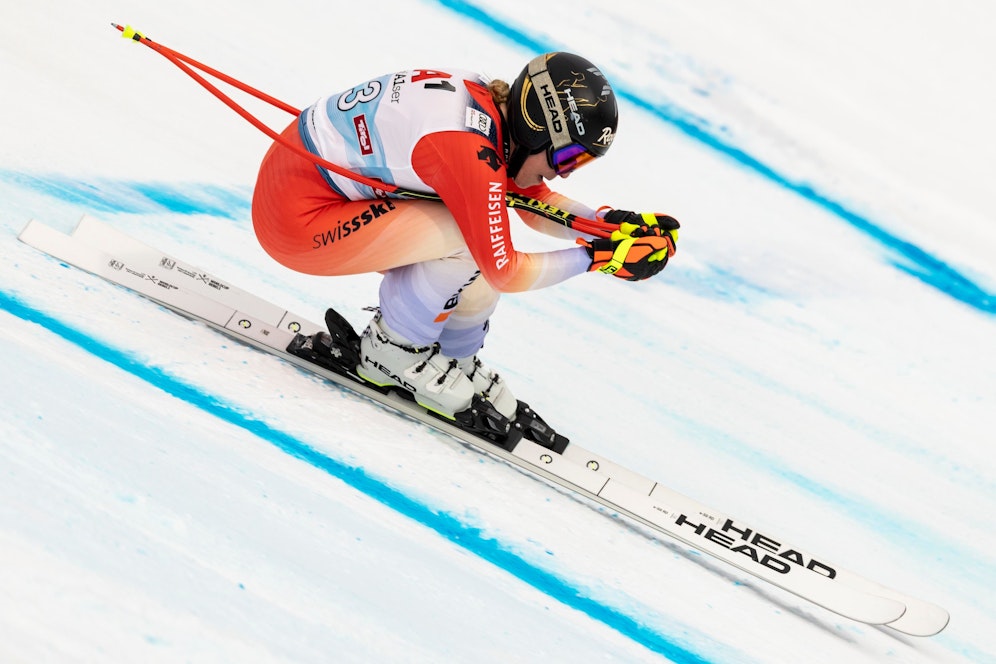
251,52,680,426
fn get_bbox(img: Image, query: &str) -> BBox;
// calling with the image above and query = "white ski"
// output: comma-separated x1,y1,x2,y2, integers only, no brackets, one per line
18,215,949,636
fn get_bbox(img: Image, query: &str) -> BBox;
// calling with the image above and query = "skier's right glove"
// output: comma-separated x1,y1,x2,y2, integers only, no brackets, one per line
578,229,677,281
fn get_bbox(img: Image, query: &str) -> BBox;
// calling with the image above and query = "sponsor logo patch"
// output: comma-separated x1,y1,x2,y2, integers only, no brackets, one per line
465,107,493,137
476,145,501,172
353,114,373,155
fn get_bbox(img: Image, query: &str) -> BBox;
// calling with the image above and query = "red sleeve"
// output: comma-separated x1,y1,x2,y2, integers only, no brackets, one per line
412,130,587,292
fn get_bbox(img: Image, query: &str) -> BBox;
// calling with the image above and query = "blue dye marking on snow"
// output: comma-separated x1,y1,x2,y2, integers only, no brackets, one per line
665,409,996,590
435,0,996,315
668,264,777,305
0,169,250,220
0,288,714,664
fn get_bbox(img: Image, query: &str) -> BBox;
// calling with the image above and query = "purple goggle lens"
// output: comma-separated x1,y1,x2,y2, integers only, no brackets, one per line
548,143,597,175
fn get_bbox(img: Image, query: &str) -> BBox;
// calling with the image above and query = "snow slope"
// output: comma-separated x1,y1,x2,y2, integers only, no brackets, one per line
2,1,994,662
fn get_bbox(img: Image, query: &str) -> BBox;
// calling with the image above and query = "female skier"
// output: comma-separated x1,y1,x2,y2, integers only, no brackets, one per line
252,52,679,425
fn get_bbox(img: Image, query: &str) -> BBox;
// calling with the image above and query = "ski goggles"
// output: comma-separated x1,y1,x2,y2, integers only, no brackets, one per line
547,142,598,176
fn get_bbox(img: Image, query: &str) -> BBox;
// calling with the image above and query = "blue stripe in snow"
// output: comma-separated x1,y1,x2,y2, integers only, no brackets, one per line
666,410,996,592
0,288,714,664
0,169,250,219
435,0,996,315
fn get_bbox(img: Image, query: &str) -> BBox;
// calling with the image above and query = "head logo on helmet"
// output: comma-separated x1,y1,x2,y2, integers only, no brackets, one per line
505,52,618,177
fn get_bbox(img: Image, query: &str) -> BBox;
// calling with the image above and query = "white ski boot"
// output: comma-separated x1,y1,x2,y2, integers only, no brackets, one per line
357,314,475,420
458,356,518,419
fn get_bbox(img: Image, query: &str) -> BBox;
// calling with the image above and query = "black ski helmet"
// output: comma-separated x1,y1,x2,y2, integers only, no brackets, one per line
505,52,618,177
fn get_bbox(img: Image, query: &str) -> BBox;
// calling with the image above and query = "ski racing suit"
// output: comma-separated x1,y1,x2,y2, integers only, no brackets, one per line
252,67,598,358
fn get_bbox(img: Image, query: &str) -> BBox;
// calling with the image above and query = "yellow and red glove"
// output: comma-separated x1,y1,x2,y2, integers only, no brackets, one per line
580,211,680,281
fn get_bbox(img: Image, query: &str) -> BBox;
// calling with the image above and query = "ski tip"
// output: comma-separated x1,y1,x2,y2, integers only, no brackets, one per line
886,603,950,637
860,596,908,627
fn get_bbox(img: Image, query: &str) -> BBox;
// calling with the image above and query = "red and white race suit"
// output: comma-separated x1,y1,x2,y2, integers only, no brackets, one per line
252,67,599,354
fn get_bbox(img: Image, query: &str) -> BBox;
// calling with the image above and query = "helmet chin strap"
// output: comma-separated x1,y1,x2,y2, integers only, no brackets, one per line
499,103,529,179
508,141,551,179
506,146,529,179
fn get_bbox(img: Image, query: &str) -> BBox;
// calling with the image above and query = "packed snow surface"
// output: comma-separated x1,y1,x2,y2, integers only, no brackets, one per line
2,1,993,662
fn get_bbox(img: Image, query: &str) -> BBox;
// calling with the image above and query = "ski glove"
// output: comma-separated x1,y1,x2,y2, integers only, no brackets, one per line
602,209,681,241
580,211,680,281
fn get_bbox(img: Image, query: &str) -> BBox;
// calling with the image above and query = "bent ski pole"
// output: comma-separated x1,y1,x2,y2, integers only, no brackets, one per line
111,23,618,238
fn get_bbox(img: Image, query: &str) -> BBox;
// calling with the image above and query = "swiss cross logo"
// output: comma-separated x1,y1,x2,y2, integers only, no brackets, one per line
353,114,373,155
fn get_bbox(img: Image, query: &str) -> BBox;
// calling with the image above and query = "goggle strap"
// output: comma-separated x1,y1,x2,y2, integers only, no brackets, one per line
527,55,574,151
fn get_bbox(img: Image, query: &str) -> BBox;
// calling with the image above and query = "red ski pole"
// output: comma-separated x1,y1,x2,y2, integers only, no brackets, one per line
111,23,619,237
